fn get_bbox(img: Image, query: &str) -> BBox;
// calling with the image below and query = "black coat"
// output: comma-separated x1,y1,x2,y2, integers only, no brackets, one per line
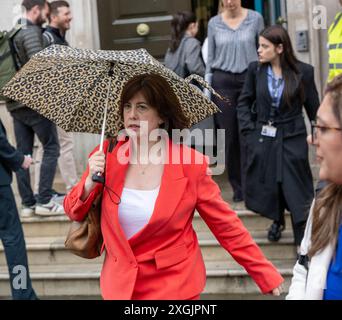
237,61,320,224
0,119,24,186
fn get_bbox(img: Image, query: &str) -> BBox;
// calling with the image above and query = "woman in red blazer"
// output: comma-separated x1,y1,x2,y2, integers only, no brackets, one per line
64,73,283,300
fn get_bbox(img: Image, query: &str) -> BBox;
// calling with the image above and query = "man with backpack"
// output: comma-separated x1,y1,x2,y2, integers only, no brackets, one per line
34,0,78,197
5,0,63,217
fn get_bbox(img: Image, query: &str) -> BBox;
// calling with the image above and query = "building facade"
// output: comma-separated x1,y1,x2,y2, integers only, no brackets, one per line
0,0,340,177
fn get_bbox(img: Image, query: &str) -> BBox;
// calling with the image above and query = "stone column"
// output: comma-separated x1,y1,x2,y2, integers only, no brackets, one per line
64,0,102,172
0,0,22,30
67,0,100,49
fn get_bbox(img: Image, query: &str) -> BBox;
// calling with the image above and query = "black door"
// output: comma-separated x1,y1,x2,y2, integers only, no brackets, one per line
97,0,191,59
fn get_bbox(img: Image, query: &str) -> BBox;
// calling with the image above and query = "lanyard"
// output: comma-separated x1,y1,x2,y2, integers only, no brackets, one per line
268,76,283,125
271,77,283,108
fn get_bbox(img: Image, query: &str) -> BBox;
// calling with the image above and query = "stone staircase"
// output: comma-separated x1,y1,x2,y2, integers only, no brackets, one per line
0,170,299,300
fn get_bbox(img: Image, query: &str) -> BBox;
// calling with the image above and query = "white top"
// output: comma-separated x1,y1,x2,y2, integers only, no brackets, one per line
286,200,334,300
118,186,160,240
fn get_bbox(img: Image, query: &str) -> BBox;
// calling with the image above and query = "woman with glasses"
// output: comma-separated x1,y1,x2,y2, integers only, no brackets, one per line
287,74,342,300
237,25,320,249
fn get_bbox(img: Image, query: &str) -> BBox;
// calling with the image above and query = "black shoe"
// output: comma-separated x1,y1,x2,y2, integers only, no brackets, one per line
267,222,285,242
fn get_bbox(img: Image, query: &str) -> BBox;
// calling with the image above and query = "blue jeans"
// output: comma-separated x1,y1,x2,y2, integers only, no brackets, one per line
0,185,37,299
11,107,60,205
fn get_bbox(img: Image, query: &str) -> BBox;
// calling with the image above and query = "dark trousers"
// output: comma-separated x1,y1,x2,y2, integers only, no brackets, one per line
212,69,247,199
275,183,305,246
0,185,37,299
11,107,60,205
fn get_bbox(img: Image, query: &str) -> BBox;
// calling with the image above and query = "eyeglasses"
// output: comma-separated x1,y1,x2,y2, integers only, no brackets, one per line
311,121,342,144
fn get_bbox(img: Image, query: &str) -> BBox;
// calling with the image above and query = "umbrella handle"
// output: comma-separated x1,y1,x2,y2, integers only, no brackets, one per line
92,65,113,186
92,172,105,184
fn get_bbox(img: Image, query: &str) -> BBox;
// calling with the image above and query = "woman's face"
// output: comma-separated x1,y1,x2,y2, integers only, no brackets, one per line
258,36,283,64
187,21,199,37
309,94,342,184
123,91,164,139
221,0,242,11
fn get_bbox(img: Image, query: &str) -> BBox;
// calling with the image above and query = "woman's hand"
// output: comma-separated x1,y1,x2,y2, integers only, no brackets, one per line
21,155,33,169
87,150,106,178
81,150,106,200
270,286,283,296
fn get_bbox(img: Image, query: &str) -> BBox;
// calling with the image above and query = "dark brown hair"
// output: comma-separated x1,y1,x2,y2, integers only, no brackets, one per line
49,0,69,17
259,25,304,107
119,73,190,135
309,74,342,258
169,11,197,52
22,0,46,11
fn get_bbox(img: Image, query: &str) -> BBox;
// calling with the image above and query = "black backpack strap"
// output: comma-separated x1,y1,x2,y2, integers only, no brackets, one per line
8,24,23,70
298,254,309,271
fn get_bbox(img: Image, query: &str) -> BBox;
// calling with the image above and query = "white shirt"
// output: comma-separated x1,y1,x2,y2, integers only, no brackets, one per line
286,200,334,300
118,186,160,239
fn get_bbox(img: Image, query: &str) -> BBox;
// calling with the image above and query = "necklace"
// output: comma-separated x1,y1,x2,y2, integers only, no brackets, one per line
139,162,153,175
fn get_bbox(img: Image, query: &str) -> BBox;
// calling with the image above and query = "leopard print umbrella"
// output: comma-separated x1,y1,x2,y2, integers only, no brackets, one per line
2,45,221,137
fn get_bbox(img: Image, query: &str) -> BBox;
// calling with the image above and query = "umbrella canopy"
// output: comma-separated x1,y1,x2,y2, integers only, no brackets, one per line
2,45,221,137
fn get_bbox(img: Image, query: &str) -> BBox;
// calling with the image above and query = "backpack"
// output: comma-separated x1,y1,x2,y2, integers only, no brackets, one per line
0,24,22,102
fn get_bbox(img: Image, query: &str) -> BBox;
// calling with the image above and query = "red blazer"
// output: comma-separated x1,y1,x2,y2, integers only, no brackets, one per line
64,138,284,300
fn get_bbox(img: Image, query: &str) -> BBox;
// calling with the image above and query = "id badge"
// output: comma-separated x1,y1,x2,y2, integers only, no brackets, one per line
261,125,277,138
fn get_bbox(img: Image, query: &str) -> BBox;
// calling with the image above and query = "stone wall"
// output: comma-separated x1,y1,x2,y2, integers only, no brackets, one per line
286,0,341,96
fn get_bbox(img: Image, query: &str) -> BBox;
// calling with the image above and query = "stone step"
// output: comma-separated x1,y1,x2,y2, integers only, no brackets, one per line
0,237,104,266
20,210,292,238
0,264,101,297
0,261,294,298
0,231,296,267
21,215,71,238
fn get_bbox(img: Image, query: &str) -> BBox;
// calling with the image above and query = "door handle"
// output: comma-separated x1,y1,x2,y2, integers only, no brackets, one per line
136,23,150,36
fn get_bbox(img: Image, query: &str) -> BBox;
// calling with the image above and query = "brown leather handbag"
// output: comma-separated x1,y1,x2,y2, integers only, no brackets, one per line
64,193,103,259
64,138,116,259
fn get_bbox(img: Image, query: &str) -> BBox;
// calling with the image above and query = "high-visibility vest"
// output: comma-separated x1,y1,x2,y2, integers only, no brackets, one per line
328,12,342,82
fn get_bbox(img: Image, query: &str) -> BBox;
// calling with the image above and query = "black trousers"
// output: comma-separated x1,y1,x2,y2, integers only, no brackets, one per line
276,183,306,246
0,185,37,299
212,69,247,199
11,107,60,206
